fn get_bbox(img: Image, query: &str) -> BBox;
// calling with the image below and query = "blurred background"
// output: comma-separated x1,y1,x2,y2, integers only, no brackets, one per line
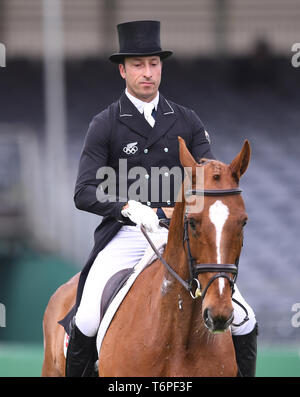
0,0,300,377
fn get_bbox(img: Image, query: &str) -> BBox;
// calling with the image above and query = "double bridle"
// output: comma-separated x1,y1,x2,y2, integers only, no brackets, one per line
141,187,249,327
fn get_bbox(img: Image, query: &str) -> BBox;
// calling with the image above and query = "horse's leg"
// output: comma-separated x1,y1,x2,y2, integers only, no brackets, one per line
42,273,80,377
42,310,65,377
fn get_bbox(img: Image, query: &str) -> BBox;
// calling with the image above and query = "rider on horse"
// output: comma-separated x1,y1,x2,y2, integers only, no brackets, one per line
65,20,258,377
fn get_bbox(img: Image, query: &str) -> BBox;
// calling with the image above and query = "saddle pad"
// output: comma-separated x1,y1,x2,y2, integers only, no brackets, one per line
96,233,167,355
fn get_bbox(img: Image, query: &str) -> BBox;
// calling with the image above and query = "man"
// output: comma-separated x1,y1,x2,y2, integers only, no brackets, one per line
65,20,257,377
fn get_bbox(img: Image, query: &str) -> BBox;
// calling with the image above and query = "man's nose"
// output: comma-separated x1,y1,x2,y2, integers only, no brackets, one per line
144,64,152,78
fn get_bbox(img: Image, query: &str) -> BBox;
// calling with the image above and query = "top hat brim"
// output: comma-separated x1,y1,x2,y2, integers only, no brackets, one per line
109,50,173,63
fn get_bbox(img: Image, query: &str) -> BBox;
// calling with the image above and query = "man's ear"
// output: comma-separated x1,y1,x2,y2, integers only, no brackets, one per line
119,63,126,79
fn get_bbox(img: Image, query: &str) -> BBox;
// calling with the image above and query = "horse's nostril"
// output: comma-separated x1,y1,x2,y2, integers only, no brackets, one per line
203,308,213,329
203,308,208,321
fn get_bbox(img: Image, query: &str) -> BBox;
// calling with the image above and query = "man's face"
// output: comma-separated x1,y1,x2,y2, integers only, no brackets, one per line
119,56,162,102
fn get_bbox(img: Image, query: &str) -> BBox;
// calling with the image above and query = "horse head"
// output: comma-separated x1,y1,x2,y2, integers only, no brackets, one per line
178,136,251,333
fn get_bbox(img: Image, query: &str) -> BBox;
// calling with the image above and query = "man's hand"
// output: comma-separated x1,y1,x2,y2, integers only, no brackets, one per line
121,200,160,233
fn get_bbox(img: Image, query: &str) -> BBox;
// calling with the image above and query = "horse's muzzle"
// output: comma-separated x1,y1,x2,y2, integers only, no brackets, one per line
203,308,234,333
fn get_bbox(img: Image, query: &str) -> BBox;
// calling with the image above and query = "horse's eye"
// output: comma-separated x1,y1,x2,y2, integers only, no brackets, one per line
242,219,248,227
189,218,197,230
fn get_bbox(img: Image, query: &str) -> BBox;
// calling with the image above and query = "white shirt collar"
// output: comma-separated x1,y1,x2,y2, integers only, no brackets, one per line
125,88,159,114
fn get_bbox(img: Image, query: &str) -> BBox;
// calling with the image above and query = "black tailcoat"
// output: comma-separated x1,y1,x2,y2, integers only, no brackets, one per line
59,92,214,329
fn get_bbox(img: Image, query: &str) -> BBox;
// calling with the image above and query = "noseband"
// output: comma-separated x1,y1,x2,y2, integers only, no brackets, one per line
141,187,249,327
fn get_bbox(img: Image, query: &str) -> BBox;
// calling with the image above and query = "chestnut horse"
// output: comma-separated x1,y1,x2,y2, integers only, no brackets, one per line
42,137,251,377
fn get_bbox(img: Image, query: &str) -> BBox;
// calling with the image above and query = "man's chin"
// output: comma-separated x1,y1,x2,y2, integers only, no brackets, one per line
128,86,158,101
138,90,157,101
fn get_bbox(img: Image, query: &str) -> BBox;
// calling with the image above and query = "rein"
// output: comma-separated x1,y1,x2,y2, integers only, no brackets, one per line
140,187,249,327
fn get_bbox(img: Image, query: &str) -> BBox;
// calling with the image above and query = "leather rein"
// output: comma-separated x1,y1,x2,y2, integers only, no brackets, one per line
140,187,249,327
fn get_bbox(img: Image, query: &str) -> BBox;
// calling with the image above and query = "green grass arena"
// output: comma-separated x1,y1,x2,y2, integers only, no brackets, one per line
0,343,299,377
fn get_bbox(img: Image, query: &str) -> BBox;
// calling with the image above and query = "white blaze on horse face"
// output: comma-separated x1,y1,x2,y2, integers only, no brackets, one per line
208,200,229,295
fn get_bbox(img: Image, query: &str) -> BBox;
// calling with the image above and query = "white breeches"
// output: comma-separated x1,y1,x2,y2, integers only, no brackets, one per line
75,225,256,337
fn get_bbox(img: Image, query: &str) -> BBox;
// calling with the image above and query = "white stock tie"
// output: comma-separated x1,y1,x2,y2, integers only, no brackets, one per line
143,103,155,127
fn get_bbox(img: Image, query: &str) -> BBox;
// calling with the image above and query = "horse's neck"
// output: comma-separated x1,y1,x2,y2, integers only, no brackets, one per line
158,202,209,348
163,200,189,282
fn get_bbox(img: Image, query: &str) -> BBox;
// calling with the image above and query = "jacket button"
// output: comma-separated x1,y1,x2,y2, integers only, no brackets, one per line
144,148,148,153
164,147,169,152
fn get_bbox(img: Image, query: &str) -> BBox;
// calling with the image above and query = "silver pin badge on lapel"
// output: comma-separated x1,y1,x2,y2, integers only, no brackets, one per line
123,142,138,155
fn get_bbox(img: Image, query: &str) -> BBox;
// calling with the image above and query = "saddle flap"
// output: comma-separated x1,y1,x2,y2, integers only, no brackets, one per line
100,268,133,323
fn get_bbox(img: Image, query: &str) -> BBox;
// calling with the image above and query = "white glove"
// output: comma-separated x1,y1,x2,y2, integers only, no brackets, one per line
121,200,160,233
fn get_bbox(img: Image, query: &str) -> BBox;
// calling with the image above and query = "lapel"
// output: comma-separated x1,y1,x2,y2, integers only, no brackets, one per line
117,92,178,147
118,92,152,138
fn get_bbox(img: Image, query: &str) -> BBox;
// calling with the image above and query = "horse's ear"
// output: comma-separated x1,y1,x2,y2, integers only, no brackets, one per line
229,140,251,181
178,136,198,169
178,136,198,182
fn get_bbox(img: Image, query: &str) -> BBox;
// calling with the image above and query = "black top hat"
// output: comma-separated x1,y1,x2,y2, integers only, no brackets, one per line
109,20,173,63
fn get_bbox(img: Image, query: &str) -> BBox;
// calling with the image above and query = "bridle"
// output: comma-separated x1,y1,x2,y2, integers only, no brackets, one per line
184,187,241,302
141,187,249,327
